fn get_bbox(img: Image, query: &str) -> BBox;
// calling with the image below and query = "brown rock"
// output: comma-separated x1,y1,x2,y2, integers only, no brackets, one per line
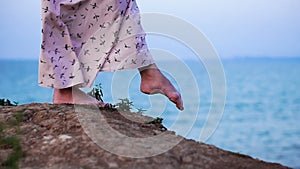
0,103,291,169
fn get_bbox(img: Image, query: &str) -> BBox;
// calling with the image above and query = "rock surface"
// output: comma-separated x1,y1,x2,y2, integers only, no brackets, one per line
0,103,290,169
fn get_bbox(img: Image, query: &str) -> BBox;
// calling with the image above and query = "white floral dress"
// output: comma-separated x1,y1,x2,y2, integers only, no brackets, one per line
38,0,154,88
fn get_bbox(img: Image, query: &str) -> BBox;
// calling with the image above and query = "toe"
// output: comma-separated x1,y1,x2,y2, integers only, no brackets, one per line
175,97,184,110
166,91,184,111
175,95,184,111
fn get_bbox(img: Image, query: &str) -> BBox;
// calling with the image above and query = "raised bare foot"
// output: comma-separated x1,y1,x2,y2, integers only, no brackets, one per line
139,64,184,110
53,87,106,107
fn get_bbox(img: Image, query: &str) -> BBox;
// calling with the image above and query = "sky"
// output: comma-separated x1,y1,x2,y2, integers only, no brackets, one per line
0,0,299,59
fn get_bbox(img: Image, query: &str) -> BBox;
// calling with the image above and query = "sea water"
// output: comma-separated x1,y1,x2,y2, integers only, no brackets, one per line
0,58,300,168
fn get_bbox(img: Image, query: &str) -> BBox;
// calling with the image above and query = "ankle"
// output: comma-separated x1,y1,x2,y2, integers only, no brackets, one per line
138,64,158,73
55,87,72,94
140,66,164,80
53,88,73,100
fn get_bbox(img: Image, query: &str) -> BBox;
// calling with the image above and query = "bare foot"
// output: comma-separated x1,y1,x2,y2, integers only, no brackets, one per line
53,87,106,107
139,64,184,110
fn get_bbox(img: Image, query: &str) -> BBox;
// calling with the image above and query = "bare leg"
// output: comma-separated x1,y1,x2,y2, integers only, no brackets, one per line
53,64,184,110
139,64,184,110
53,87,105,106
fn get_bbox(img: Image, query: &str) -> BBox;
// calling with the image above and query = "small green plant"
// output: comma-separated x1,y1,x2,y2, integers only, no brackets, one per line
136,108,146,114
0,122,4,137
0,111,24,169
8,112,24,127
87,83,104,102
147,117,164,124
115,98,134,111
0,99,18,106
1,136,24,169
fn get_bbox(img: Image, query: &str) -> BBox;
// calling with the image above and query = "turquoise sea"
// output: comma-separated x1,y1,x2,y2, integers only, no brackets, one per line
1,58,300,168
